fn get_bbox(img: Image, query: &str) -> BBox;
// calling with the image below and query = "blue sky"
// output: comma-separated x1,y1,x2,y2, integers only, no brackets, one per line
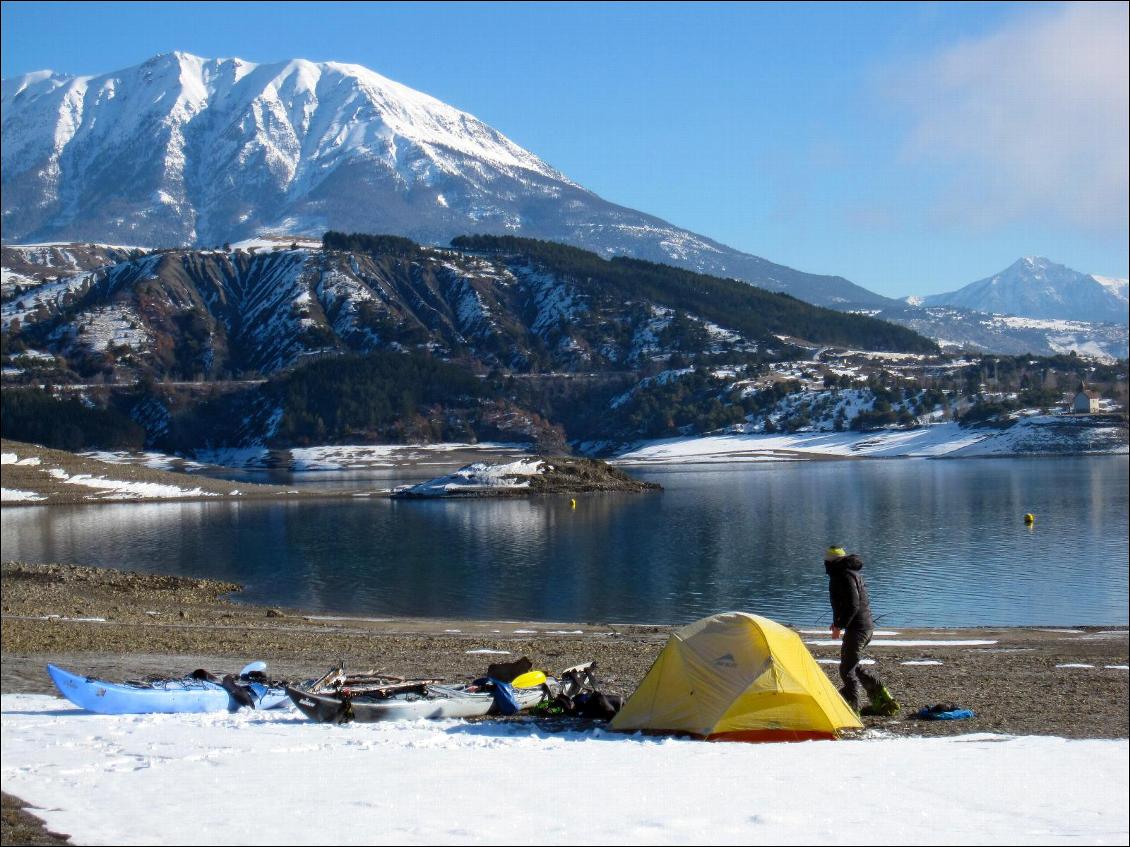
2,1,1126,297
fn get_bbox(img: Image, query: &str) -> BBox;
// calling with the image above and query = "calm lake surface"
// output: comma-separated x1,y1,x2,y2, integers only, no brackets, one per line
3,457,1126,627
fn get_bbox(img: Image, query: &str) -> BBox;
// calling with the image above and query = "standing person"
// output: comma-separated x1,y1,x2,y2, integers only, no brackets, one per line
824,546,899,716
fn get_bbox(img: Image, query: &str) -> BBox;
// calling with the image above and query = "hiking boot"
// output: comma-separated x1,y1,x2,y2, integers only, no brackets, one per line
861,687,900,717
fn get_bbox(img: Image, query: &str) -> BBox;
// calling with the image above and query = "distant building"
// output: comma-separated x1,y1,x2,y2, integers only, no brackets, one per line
1073,383,1101,414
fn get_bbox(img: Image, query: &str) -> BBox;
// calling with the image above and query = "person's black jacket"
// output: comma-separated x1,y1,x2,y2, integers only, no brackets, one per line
825,554,874,631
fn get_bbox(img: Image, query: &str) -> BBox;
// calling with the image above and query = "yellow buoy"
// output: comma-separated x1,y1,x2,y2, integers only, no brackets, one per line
1024,513,1035,524
570,498,577,509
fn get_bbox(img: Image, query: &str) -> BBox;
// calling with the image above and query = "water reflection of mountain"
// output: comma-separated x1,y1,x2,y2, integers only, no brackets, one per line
1,458,1126,626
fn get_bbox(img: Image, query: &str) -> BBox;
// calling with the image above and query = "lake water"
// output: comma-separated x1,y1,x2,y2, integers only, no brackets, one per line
3,457,1126,627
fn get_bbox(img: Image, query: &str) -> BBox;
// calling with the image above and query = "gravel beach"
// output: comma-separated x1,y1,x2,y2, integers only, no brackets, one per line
2,560,1127,845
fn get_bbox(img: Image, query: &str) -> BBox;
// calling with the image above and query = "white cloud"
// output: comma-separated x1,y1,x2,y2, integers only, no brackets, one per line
890,2,1128,234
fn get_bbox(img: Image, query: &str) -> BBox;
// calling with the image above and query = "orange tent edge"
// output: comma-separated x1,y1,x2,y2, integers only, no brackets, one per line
627,728,840,743
707,729,839,743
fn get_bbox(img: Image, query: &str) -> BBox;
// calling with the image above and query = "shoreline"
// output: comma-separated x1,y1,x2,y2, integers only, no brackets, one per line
1,438,379,507
4,441,1125,510
3,561,1126,740
0,440,658,507
2,560,1126,846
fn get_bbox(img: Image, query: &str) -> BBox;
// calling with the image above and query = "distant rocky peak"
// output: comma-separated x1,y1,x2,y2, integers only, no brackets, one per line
918,257,1129,325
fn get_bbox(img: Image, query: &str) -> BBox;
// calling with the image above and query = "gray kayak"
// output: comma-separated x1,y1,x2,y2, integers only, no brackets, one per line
288,682,547,724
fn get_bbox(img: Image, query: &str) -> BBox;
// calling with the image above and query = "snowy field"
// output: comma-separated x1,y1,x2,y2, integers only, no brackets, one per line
1,449,228,503
2,694,1127,845
614,419,1128,464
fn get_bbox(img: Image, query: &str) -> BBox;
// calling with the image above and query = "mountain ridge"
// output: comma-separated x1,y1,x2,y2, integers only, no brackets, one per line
2,51,893,310
0,234,936,388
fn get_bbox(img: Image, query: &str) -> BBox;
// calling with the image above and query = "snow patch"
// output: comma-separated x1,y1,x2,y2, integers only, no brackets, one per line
1,488,46,502
806,639,998,647
1,694,1126,845
397,458,546,497
46,468,218,500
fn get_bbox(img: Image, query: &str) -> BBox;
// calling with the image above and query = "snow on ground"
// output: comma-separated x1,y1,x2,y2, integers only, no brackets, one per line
4,448,226,502
2,453,42,466
57,474,218,500
614,418,1127,464
65,305,151,352
2,694,1126,846
189,442,534,470
817,658,875,666
288,442,531,470
1,488,46,502
397,458,546,496
615,425,988,463
9,348,56,362
45,467,217,500
231,236,322,251
82,450,206,472
1,271,95,328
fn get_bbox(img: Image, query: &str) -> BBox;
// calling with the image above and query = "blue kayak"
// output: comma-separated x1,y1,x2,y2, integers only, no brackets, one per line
47,663,292,714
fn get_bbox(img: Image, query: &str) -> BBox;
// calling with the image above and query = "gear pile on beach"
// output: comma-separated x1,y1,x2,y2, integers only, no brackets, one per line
47,654,626,726
43,610,982,741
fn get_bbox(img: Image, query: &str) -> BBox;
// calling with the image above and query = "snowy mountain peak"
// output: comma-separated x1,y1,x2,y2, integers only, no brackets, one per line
2,51,895,310
919,258,1129,325
1009,256,1063,280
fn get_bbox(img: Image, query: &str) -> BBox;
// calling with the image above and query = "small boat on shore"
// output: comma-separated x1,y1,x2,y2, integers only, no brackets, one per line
47,662,292,715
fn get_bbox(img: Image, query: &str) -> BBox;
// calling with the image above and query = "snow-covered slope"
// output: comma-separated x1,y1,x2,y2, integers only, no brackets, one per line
1,52,892,309
917,257,1129,325
1093,274,1130,303
614,416,1129,463
1,242,148,300
2,236,936,381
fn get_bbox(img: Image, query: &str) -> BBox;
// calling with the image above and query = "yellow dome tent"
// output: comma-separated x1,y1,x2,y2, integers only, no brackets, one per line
610,611,862,742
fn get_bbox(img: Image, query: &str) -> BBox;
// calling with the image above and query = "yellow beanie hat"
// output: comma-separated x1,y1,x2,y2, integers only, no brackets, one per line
825,546,847,561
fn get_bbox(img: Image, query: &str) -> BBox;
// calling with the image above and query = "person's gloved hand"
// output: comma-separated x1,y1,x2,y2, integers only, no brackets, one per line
831,626,842,640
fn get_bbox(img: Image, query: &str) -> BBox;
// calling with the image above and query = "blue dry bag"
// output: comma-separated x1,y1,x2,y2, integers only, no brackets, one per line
489,679,521,716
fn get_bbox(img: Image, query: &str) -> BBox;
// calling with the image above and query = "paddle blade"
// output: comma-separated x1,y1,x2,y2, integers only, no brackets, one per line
511,670,548,689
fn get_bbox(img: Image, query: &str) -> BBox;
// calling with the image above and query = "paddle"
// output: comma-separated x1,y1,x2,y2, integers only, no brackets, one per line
510,670,548,689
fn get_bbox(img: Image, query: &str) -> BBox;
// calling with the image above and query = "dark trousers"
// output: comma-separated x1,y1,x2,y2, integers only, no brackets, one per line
839,626,883,709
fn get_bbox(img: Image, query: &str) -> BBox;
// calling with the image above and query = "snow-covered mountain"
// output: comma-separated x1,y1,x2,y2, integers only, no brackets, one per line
916,257,1129,325
1,52,891,310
